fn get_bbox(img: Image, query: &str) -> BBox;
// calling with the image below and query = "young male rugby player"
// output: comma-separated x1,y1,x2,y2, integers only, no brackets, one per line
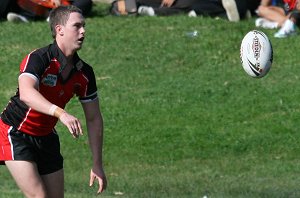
0,5,107,197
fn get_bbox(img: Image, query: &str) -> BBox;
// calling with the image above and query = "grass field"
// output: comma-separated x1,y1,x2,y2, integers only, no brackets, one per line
1,3,300,198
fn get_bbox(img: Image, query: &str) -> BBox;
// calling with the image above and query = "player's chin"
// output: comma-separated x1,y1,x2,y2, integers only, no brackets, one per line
75,42,83,50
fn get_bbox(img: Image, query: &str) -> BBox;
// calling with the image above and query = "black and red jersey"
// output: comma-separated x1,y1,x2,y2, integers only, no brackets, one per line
0,41,98,136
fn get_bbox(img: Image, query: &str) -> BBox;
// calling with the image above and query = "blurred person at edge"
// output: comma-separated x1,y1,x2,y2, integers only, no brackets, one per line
136,0,197,17
6,0,92,23
256,0,300,38
0,5,107,197
190,0,261,22
139,0,261,21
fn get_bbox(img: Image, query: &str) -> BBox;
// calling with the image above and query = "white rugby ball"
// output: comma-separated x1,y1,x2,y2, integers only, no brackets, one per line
240,30,273,78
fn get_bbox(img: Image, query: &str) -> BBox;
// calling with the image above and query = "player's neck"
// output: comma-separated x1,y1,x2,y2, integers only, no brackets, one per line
57,40,76,60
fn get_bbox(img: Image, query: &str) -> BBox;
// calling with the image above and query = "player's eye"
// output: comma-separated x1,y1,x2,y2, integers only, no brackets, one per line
74,23,85,29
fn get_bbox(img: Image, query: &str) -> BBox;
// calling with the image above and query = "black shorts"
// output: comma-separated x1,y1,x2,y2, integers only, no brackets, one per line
0,120,63,175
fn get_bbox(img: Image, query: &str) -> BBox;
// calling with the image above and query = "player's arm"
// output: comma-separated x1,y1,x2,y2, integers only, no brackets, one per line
19,74,55,115
81,99,107,194
18,74,83,138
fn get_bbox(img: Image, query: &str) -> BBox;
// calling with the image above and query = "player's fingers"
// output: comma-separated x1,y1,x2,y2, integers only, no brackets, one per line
97,178,104,194
66,125,76,137
79,127,83,136
69,124,78,138
60,113,81,138
76,119,83,136
73,131,79,138
69,119,82,138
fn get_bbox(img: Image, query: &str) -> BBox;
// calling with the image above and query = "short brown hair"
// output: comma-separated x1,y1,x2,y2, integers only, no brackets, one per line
49,5,83,39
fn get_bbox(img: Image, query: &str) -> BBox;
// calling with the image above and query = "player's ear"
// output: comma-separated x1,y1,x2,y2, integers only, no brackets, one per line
55,24,64,36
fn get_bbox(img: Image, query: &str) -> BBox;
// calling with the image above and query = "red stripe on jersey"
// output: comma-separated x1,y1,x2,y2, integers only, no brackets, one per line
0,119,14,162
20,51,34,73
81,73,89,96
17,108,32,131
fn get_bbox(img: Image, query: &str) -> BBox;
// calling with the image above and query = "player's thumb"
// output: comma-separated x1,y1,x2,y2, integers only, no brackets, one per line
89,169,95,186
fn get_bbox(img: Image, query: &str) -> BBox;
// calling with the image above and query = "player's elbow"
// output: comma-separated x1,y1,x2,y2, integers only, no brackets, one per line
19,92,33,106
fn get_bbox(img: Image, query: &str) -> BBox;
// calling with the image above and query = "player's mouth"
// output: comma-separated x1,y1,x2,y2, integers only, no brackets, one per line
78,37,85,43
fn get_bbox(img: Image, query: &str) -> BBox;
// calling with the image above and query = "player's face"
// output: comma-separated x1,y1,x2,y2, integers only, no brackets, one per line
63,12,85,51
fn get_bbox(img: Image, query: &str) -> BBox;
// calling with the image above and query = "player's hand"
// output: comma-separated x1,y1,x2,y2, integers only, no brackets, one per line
161,0,175,7
59,112,83,138
89,168,107,194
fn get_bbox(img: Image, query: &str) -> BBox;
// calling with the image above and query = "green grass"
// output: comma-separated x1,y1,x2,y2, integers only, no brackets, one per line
1,3,300,197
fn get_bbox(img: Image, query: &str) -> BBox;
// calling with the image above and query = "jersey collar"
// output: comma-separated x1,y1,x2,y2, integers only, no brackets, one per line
50,41,84,73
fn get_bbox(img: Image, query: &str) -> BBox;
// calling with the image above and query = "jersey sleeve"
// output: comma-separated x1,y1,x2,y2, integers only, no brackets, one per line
78,66,98,103
19,52,47,81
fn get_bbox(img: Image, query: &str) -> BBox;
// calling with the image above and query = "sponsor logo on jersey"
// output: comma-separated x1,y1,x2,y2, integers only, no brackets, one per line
42,74,57,87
